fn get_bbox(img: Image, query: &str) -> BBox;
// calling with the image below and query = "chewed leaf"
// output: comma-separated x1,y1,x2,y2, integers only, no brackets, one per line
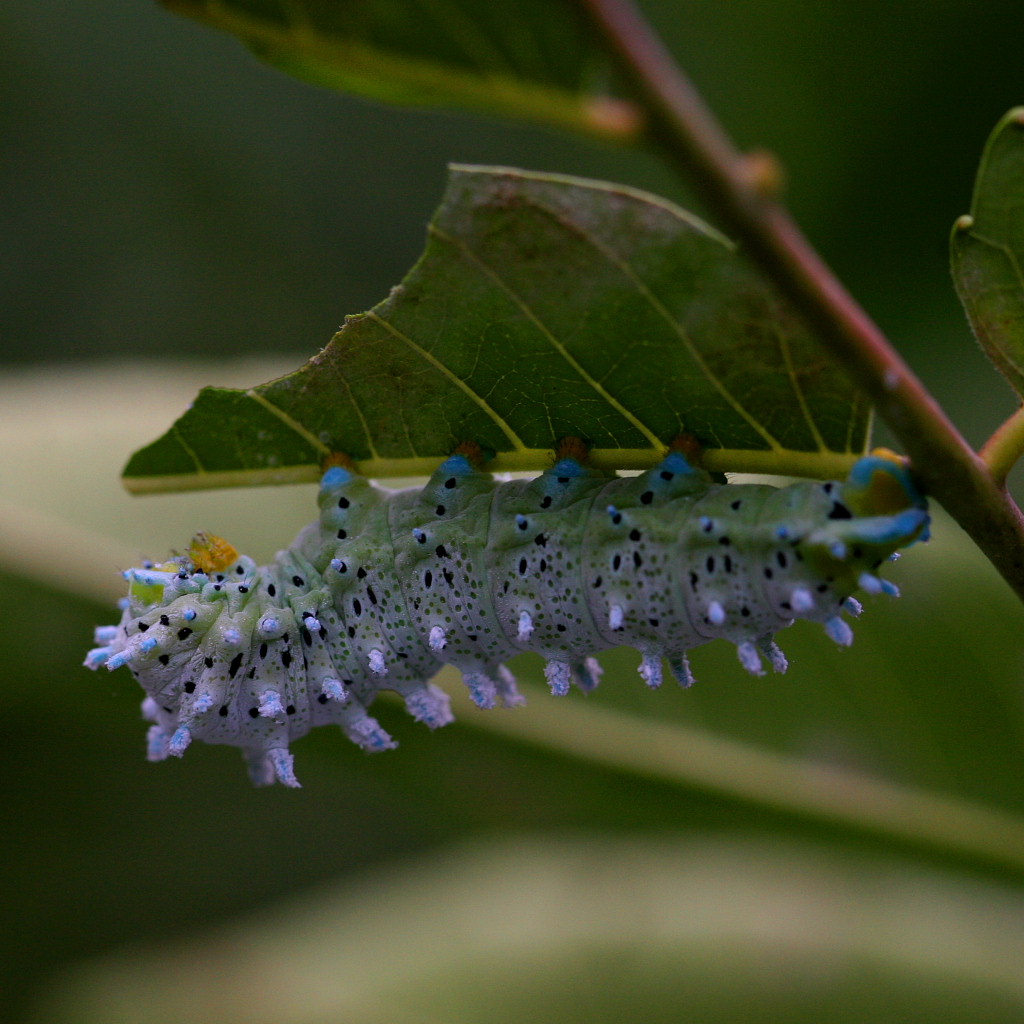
952,108,1024,398
124,166,870,493
161,0,640,142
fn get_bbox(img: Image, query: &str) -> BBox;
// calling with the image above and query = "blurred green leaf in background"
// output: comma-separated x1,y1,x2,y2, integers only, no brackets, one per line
162,0,640,138
6,1,1024,1022
952,107,1024,400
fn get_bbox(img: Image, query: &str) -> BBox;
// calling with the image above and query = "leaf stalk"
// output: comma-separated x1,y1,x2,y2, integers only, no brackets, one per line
981,404,1024,486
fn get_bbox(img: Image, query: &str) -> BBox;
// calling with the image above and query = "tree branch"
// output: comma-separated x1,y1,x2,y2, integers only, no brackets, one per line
579,0,1024,601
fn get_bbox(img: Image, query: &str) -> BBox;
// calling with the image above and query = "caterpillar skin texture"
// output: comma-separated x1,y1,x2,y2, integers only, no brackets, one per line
85,451,928,787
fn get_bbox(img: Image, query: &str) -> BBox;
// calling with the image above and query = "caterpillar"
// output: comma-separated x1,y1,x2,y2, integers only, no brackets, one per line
85,446,928,787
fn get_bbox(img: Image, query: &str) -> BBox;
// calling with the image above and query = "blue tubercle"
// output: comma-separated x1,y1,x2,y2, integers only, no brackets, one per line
438,453,476,478
659,451,698,476
321,466,352,488
550,457,588,479
842,507,930,546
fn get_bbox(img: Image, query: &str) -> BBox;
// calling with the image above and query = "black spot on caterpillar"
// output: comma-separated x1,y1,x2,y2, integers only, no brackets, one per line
85,450,928,787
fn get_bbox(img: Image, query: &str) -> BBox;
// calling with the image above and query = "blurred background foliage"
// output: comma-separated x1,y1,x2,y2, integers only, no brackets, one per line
5,0,1024,1021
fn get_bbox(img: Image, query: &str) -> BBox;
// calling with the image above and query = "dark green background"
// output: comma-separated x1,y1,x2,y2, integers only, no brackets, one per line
5,2,1024,1021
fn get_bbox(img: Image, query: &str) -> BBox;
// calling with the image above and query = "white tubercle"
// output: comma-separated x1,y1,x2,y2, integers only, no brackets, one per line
428,625,447,652
517,610,534,642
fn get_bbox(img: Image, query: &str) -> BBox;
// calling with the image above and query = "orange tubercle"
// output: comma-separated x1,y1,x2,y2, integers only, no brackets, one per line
321,451,356,473
555,436,592,464
669,433,705,466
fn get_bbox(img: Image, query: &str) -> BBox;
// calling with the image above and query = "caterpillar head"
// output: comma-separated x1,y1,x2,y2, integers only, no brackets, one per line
839,449,929,546
798,450,928,589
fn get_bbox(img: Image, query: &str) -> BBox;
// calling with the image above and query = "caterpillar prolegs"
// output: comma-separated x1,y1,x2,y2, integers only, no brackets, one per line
85,448,928,787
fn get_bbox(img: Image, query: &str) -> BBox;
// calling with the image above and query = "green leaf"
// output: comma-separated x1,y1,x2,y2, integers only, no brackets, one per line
161,0,641,141
951,107,1024,398
124,167,870,493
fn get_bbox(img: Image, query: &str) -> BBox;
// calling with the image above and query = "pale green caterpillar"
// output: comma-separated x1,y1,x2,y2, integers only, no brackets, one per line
85,447,928,787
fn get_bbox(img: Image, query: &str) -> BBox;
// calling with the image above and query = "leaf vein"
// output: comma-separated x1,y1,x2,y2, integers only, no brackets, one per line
169,425,205,475
364,311,529,451
430,223,665,451
513,198,785,451
775,324,828,452
245,389,332,457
